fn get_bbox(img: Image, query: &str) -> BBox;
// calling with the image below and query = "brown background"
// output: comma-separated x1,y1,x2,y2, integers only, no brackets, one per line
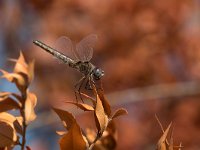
0,0,200,149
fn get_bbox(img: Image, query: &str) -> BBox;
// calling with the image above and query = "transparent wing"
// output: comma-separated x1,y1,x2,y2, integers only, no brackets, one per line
75,34,97,62
54,36,76,60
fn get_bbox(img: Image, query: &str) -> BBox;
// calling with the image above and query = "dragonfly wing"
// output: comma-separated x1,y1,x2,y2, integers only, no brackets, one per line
75,34,97,62
54,36,76,60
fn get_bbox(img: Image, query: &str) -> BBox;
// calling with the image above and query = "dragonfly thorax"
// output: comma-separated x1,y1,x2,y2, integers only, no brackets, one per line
75,61,93,75
75,61,104,80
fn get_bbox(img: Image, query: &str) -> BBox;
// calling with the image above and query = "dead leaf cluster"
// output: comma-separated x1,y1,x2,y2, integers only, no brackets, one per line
53,82,128,150
0,52,36,150
0,52,184,150
156,115,183,150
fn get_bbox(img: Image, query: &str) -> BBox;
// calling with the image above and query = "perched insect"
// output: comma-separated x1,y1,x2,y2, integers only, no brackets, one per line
33,34,104,101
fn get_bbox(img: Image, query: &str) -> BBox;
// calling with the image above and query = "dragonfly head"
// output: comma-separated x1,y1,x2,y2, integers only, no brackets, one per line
92,68,104,80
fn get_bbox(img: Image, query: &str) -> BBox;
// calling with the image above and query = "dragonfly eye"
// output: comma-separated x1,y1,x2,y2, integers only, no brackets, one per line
93,68,104,80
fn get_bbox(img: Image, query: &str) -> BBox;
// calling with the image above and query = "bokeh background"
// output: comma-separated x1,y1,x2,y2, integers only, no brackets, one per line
1,0,200,149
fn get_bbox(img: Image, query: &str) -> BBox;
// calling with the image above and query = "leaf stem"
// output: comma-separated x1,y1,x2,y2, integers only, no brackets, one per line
21,92,27,150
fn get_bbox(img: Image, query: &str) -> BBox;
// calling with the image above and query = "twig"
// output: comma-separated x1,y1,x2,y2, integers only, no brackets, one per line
29,81,200,131
88,132,102,150
155,114,165,133
107,81,200,106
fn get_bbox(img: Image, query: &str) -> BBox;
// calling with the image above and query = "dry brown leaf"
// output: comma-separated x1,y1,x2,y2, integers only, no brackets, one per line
94,93,109,134
95,86,111,118
111,108,128,119
79,93,96,106
27,60,35,84
11,52,28,75
53,108,87,150
0,70,27,93
0,112,22,136
157,122,172,150
13,117,23,135
64,101,94,111
25,92,37,124
59,122,87,150
12,52,35,85
0,113,16,126
97,121,117,150
0,122,17,147
53,108,74,130
0,96,20,112
2,52,35,93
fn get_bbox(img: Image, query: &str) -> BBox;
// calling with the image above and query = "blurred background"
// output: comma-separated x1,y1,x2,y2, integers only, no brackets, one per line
0,0,200,149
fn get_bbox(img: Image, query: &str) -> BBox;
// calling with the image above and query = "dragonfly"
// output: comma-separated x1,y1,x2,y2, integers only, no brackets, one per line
33,34,104,101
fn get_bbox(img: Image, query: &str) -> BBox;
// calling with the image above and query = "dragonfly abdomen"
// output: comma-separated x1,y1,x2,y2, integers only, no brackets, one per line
33,40,75,66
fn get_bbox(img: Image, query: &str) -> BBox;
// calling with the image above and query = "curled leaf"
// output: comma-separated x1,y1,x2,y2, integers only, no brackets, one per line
94,93,109,134
25,92,37,124
112,108,128,119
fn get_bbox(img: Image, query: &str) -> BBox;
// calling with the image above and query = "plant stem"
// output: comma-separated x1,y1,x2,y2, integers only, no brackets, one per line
21,92,27,150
88,132,102,150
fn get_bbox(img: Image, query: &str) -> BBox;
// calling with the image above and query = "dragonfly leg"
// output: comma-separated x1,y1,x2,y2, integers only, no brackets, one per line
74,76,86,103
77,77,87,103
90,77,96,88
85,78,93,90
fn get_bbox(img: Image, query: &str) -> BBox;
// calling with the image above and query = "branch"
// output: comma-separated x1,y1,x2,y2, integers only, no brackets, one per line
107,81,200,106
29,81,200,131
